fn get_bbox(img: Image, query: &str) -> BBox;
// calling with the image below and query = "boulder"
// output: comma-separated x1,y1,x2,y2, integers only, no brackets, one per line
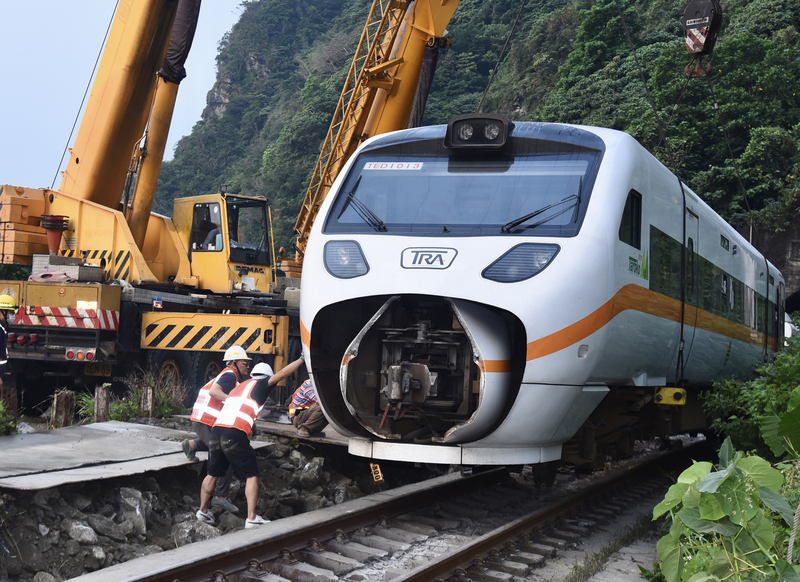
87,513,127,542
60,518,99,544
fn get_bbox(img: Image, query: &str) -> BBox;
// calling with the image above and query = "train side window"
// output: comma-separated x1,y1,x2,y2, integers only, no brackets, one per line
618,190,641,250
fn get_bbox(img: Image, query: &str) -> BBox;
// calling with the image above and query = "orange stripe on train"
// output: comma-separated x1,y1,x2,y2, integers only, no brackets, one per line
527,284,773,361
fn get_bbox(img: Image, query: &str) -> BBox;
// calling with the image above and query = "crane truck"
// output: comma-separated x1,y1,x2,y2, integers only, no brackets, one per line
0,0,461,415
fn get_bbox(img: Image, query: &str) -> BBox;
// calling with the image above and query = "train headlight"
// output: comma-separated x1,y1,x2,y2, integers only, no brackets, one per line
324,241,369,279
445,114,511,149
482,243,560,283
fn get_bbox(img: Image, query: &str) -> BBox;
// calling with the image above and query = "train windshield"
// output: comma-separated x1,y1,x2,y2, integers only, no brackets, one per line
325,150,599,237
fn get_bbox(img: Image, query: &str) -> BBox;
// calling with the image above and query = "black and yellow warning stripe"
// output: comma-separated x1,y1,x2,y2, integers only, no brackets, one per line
141,312,283,354
61,249,131,281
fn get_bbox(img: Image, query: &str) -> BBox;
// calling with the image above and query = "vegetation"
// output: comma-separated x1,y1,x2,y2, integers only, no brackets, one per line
156,0,800,253
654,438,799,582
0,399,15,435
76,372,186,423
653,331,800,581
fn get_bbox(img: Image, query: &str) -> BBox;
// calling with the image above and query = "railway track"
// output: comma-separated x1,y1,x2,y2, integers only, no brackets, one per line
72,447,697,582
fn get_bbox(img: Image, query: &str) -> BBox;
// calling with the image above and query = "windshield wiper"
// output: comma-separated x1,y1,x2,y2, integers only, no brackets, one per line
337,176,387,232
501,193,578,233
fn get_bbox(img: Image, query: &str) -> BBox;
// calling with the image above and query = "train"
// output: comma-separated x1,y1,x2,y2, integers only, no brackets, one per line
299,114,784,467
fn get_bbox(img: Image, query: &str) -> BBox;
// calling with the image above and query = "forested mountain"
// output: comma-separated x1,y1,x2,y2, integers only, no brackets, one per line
156,0,800,253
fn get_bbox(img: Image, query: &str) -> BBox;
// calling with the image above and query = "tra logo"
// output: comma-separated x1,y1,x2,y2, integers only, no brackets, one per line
401,247,458,269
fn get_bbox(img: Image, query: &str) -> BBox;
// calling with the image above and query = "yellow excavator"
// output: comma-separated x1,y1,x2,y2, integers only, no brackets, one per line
0,0,460,414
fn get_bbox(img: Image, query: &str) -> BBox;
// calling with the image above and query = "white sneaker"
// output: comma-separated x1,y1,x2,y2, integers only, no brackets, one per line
196,509,215,524
245,515,270,529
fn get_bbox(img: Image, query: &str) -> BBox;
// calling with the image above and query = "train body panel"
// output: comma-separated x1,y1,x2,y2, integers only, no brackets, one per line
301,118,783,465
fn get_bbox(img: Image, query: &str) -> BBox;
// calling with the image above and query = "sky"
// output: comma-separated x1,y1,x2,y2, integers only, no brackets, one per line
0,1,243,190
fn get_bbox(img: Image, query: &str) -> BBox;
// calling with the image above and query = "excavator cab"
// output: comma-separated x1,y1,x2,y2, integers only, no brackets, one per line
176,193,273,294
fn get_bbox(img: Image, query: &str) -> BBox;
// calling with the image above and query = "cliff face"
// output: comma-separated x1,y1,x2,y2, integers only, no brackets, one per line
156,0,800,298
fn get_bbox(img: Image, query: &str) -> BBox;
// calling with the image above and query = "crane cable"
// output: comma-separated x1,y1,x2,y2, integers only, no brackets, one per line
51,0,121,190
477,0,528,113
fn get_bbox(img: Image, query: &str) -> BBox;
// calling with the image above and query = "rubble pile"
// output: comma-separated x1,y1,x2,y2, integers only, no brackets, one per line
0,429,436,582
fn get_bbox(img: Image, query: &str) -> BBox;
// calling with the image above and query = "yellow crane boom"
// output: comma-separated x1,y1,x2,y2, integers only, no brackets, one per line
287,0,460,275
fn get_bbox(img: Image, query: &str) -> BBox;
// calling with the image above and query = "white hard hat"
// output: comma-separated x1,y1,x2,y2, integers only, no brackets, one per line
251,362,274,378
223,345,251,361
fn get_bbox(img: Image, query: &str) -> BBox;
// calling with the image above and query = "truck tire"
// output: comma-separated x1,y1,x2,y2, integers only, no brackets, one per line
146,350,198,406
193,352,223,404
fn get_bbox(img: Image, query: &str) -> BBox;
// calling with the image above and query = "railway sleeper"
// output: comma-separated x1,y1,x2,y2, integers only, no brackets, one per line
391,518,439,536
502,549,546,567
302,540,363,574
563,516,597,530
404,512,460,530
466,562,515,582
324,538,388,561
516,533,558,557
238,572,291,582
555,519,591,536
372,523,428,544
349,530,410,554
484,553,531,577
262,555,337,582
530,533,569,550
299,550,361,574
438,501,490,520
546,527,582,544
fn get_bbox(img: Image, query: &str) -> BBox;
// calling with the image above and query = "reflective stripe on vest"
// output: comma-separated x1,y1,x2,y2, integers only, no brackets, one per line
214,378,264,434
190,368,237,426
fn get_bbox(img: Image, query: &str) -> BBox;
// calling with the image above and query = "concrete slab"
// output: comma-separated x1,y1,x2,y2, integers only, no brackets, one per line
0,421,272,491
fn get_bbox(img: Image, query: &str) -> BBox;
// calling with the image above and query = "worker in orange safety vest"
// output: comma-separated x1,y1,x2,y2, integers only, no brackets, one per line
182,345,252,513
196,355,305,528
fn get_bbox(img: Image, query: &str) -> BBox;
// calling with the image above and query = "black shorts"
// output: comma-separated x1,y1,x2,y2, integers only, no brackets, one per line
208,426,259,479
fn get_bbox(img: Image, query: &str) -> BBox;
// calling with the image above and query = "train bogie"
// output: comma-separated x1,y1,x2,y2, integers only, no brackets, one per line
301,114,784,466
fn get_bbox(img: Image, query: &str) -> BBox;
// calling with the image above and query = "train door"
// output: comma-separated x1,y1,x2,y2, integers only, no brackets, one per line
681,210,700,361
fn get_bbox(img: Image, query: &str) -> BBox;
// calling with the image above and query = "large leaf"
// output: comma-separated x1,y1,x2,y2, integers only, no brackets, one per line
697,463,735,493
778,405,800,456
654,482,690,519
737,456,784,492
677,507,740,536
787,386,800,413
679,462,714,485
759,414,787,457
716,476,760,526
698,493,726,521
657,534,683,582
707,545,734,581
718,437,733,468
759,487,796,526
683,486,701,509
774,559,800,582
747,509,775,550
686,574,720,582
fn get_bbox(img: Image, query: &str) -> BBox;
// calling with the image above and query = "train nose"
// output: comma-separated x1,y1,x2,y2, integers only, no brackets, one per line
334,295,520,444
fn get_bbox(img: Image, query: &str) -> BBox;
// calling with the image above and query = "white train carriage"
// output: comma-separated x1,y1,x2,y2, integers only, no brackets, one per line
299,114,784,466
